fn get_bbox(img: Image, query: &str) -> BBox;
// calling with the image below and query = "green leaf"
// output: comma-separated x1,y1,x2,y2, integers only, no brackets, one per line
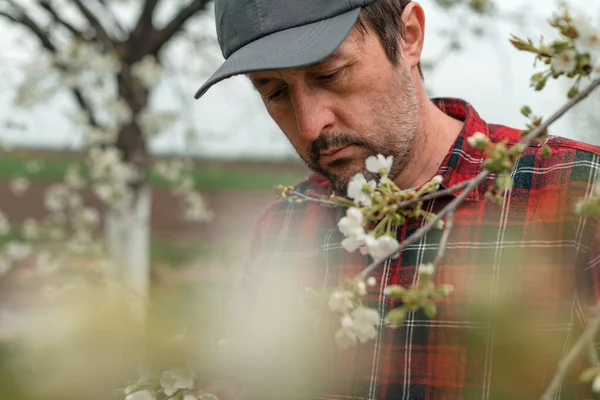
580,367,600,382
423,302,437,318
384,307,408,328
496,173,514,190
568,86,580,99
541,145,552,158
384,285,407,298
520,105,532,117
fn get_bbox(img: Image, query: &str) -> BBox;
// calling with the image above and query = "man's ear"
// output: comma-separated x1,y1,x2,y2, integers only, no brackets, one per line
399,2,425,70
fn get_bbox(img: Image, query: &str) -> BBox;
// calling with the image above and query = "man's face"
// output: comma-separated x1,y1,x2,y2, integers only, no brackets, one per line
248,26,419,193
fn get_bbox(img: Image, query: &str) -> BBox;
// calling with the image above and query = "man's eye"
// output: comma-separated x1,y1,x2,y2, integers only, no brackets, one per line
316,71,339,82
267,87,288,102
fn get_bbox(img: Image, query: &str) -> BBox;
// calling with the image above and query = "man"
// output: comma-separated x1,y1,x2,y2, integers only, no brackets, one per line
195,0,600,399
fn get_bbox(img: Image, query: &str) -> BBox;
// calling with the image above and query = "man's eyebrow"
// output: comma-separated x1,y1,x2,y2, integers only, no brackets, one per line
249,50,346,88
251,77,272,89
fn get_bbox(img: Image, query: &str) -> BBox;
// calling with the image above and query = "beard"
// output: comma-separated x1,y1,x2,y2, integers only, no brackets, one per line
300,66,419,194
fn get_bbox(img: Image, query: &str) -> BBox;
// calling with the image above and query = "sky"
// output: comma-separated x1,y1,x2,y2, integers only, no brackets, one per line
0,0,599,160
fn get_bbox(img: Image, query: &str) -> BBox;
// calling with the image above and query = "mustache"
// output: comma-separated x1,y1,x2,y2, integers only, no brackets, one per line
308,133,367,163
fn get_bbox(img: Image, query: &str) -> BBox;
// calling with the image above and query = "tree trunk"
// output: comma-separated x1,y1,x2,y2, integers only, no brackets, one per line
104,185,152,321
106,67,151,321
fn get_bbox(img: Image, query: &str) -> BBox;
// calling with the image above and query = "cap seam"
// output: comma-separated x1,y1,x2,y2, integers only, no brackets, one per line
254,0,263,36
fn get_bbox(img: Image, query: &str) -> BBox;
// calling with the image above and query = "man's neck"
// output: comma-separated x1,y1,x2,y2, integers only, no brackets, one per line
393,97,464,190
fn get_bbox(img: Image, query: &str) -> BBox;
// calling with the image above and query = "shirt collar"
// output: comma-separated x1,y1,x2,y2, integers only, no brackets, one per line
430,97,490,201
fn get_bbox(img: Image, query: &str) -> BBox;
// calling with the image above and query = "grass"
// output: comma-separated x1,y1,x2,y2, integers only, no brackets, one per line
0,150,308,191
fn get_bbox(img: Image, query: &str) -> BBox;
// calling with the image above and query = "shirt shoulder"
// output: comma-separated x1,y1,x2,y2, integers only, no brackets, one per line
251,173,339,243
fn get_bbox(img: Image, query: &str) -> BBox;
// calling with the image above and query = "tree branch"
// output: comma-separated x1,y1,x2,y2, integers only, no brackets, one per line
70,0,114,48
540,304,600,400
131,0,160,42
146,0,211,56
359,170,489,279
38,0,85,40
431,211,455,267
93,0,127,38
0,5,100,127
1,4,56,52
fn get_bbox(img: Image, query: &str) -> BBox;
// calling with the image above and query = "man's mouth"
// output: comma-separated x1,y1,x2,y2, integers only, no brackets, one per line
319,145,352,164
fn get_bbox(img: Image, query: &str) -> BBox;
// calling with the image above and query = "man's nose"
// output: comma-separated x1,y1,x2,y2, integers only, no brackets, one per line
290,86,335,143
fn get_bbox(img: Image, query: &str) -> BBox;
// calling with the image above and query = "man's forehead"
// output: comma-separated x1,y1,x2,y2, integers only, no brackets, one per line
247,41,362,85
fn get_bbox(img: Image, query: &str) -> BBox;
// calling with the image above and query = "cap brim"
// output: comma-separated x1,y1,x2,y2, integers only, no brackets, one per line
194,8,361,99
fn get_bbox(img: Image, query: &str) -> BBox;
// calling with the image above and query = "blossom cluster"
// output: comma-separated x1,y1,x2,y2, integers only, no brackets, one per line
336,155,443,261
510,11,600,98
300,155,455,349
327,277,380,348
124,366,201,400
153,159,214,222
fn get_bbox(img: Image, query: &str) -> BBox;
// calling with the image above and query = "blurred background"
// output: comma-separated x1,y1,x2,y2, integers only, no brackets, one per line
0,0,598,399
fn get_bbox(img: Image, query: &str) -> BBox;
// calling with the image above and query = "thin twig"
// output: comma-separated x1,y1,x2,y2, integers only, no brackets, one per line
397,180,471,209
521,78,600,146
588,340,600,367
432,211,455,267
540,304,600,400
289,190,340,207
359,171,488,279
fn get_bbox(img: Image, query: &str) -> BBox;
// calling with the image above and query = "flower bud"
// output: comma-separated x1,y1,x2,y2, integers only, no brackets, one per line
466,132,489,150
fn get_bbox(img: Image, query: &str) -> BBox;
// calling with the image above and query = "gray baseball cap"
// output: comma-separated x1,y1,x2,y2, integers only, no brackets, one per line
194,0,379,99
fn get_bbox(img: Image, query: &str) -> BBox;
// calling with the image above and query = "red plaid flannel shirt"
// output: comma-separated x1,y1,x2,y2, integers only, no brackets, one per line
237,98,600,399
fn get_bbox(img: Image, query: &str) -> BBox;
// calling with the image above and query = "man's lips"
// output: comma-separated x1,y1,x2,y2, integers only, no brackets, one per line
319,145,352,163
321,146,349,156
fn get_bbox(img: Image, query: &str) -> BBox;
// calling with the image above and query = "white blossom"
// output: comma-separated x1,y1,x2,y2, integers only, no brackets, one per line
367,235,400,260
440,284,454,296
351,307,381,343
367,277,377,287
466,132,489,149
85,127,118,147
341,233,367,253
5,241,32,261
80,208,100,226
334,324,357,348
160,367,194,396
328,290,355,313
347,173,376,206
418,263,436,277
10,177,30,196
45,184,70,212
125,390,155,400
104,98,133,125
430,175,443,185
592,375,600,393
573,16,600,62
137,109,179,137
356,280,367,296
132,56,163,89
183,395,198,400
550,49,577,74
155,160,184,182
65,166,85,189
337,207,364,236
182,191,213,222
22,218,40,240
365,154,393,175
